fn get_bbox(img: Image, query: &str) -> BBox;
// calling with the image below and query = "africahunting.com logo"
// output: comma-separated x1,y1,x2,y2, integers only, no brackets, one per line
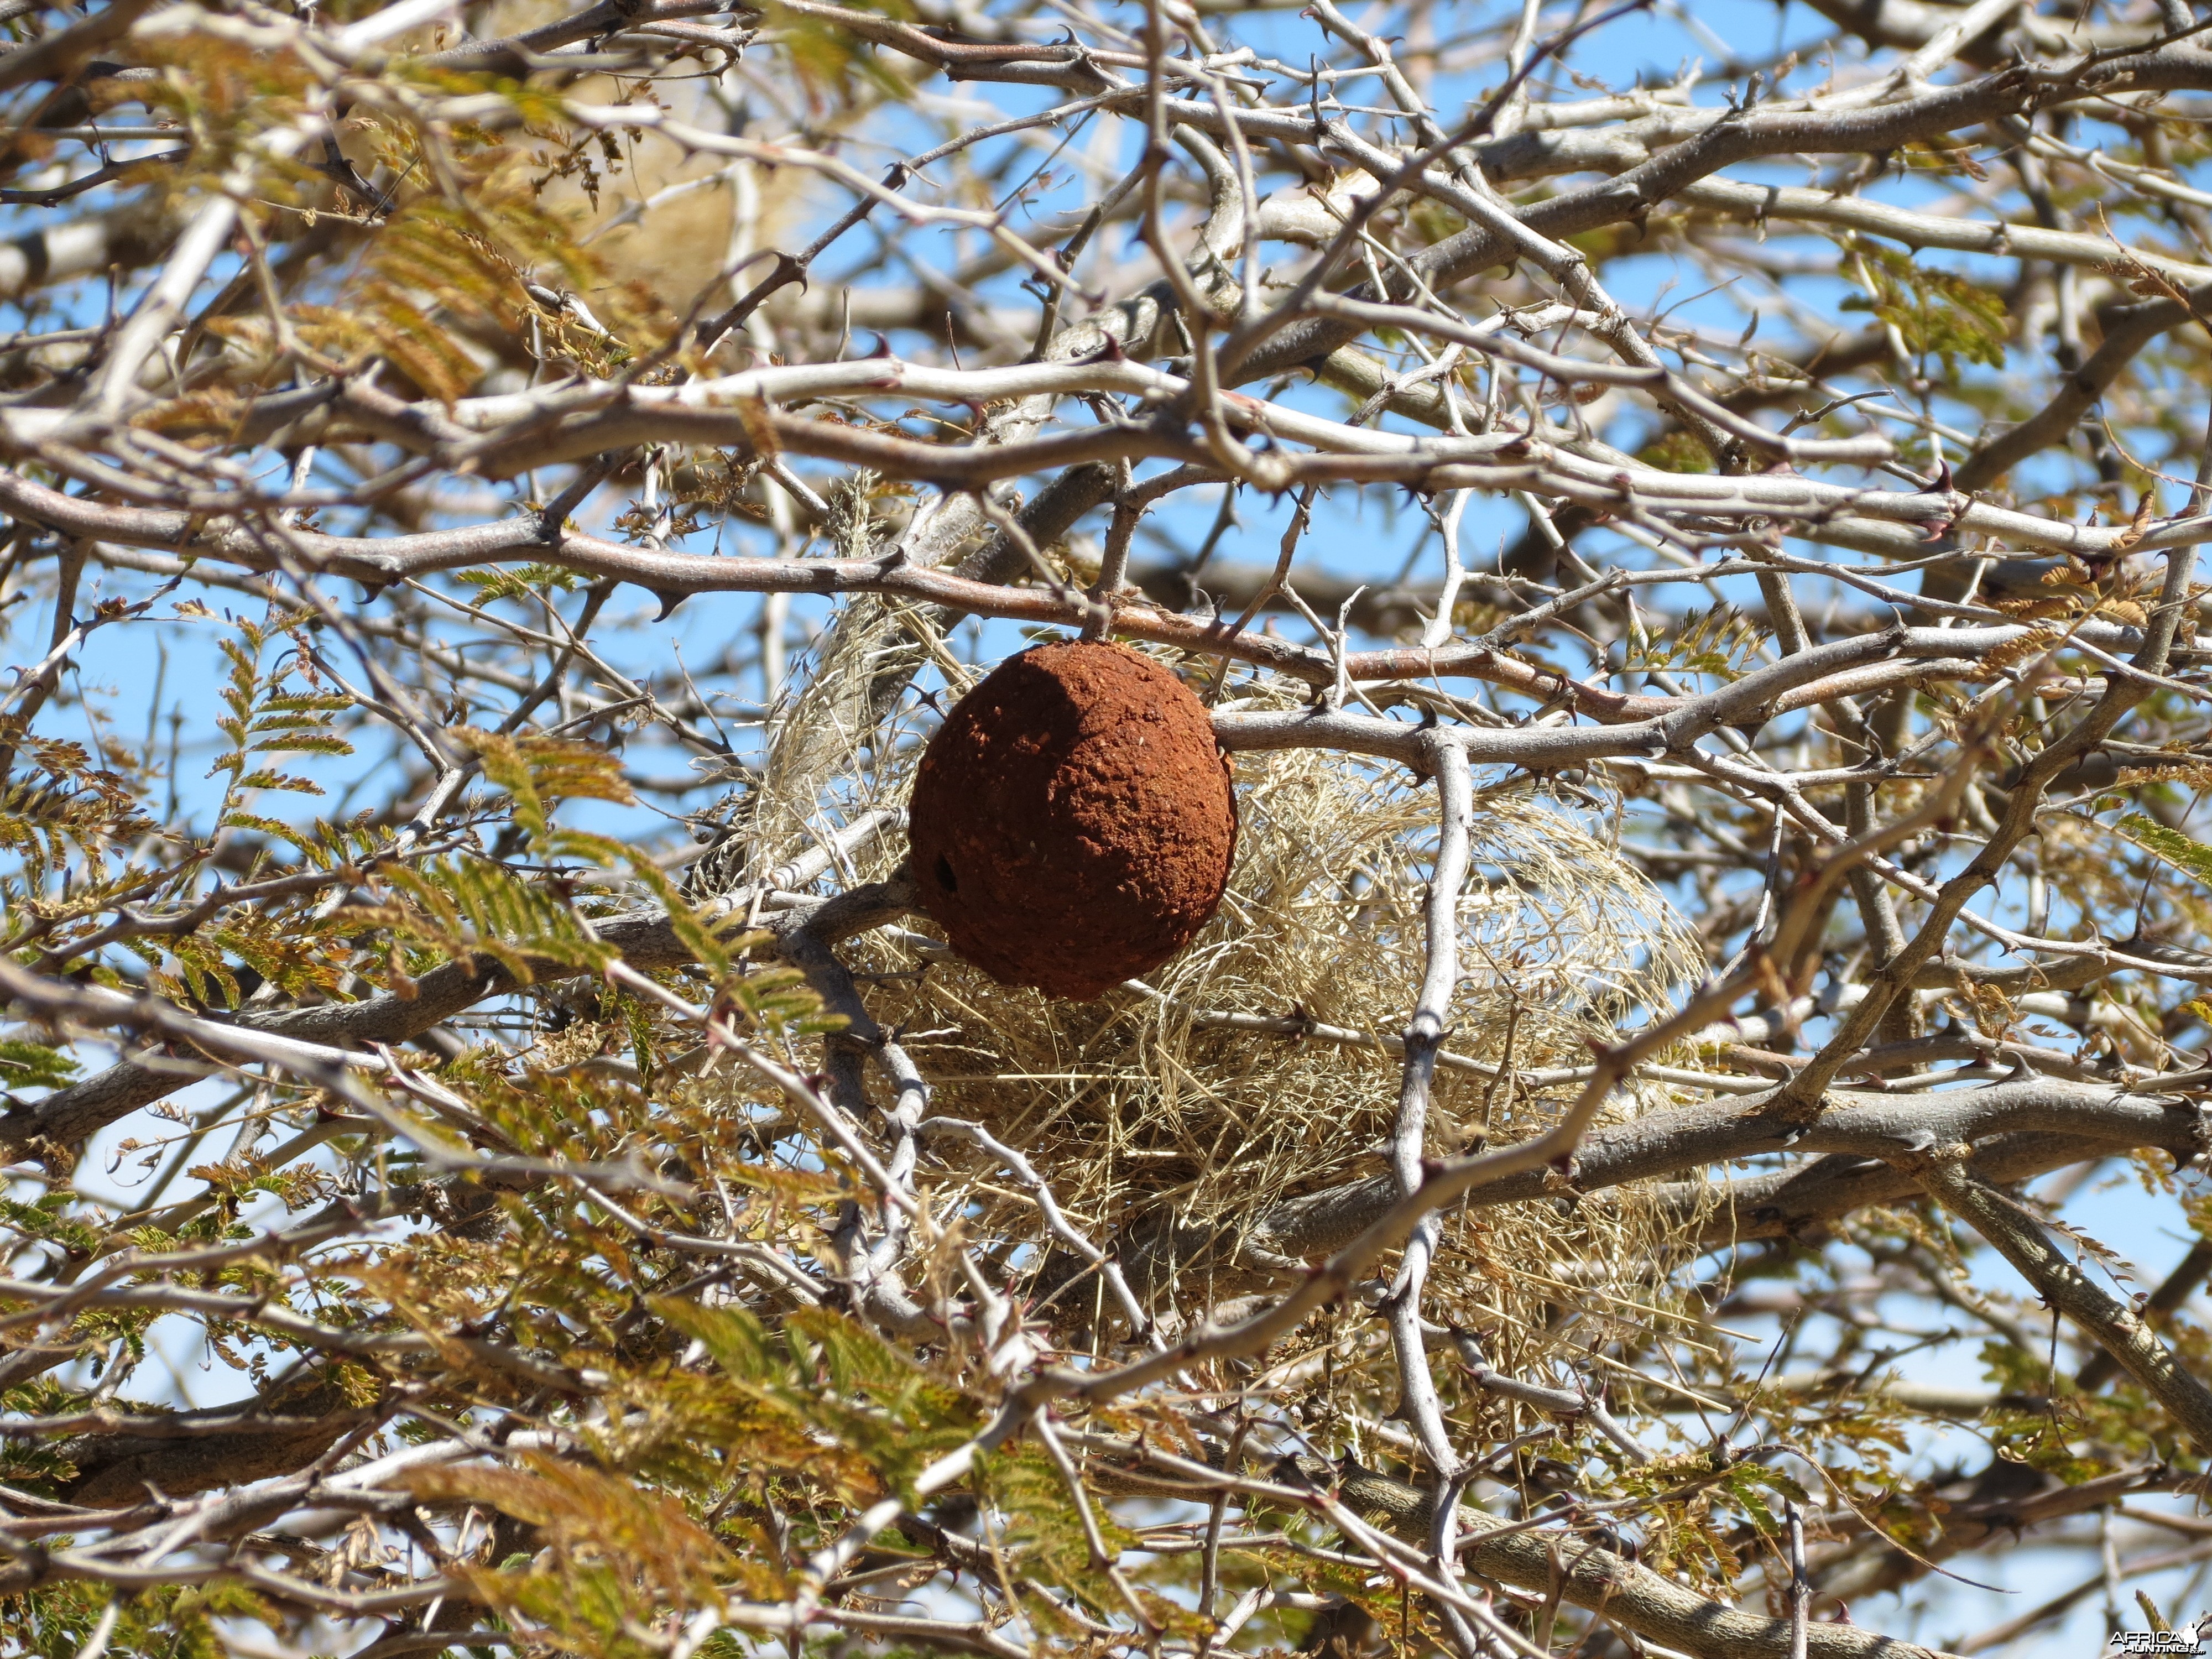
2108,1626,2209,1655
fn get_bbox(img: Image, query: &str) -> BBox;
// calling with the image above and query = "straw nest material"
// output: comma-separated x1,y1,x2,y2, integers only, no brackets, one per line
709,600,1713,1380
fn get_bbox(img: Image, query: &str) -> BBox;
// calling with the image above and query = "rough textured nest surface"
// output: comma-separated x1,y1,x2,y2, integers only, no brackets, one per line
908,639,1237,1000
721,606,1712,1383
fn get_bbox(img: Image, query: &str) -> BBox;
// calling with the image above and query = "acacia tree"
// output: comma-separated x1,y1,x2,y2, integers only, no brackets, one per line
9,0,2212,1650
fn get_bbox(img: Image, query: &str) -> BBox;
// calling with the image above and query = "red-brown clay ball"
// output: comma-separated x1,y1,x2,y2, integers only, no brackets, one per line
907,639,1237,1001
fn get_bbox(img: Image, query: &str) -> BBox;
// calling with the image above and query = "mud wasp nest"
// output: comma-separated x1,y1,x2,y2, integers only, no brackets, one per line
908,640,1238,1000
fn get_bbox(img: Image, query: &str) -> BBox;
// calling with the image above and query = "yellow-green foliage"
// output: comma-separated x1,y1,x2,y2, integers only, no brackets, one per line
1840,242,2009,374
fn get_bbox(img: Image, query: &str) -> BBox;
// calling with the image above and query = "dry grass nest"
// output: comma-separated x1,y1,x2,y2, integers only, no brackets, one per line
702,601,1717,1371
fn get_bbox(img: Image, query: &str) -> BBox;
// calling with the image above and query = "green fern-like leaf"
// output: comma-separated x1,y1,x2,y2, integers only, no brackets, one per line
2113,812,2212,888
1840,244,2007,375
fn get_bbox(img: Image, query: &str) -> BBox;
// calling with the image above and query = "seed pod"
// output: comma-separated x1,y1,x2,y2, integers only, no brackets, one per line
907,639,1238,1000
